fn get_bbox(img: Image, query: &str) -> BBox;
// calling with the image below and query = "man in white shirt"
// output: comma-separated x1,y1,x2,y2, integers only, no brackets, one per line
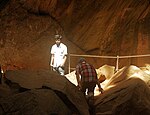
50,35,67,75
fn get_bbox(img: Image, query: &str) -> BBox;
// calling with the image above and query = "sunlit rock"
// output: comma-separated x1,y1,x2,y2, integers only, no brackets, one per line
95,65,150,114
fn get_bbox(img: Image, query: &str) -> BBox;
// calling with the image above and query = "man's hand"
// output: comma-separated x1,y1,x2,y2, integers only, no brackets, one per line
99,87,104,94
60,63,64,67
50,63,53,67
50,64,53,71
77,84,81,90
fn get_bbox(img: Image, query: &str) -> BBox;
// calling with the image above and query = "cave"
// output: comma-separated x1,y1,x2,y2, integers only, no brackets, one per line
0,0,150,115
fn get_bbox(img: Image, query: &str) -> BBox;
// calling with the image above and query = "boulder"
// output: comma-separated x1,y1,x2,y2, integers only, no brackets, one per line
4,70,89,115
95,65,150,115
0,89,72,115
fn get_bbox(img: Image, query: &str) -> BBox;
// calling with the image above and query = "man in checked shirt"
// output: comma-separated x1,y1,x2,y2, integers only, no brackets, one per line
75,58,103,96
75,58,103,114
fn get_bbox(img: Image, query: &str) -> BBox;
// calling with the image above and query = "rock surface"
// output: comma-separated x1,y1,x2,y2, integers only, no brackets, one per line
3,70,89,115
95,65,150,115
67,64,150,114
0,1,150,114
0,0,150,71
0,89,72,115
0,64,149,114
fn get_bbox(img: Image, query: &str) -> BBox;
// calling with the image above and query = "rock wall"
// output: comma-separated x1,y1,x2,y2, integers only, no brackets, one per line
0,0,150,72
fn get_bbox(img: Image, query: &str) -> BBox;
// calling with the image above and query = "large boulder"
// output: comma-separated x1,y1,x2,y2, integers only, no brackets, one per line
3,70,89,115
95,65,150,114
1,65,150,115
0,89,72,115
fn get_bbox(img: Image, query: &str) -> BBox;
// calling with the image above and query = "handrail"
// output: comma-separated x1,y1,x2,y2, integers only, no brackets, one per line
118,54,150,58
68,53,150,73
69,54,150,58
69,54,116,58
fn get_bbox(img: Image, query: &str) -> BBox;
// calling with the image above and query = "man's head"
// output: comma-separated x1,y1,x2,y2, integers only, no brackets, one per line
78,58,86,63
55,34,62,46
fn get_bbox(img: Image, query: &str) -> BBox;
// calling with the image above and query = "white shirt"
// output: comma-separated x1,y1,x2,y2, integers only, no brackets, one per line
51,43,67,67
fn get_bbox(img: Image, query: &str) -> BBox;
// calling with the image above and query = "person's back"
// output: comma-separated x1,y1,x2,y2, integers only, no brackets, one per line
75,58,103,115
77,61,97,83
75,58,103,95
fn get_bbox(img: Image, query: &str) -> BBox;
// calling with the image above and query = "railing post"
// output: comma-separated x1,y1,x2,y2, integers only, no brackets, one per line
68,53,70,73
116,55,119,71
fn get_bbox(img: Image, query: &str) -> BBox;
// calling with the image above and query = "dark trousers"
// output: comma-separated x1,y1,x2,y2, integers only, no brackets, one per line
81,81,96,115
53,66,65,75
81,81,96,95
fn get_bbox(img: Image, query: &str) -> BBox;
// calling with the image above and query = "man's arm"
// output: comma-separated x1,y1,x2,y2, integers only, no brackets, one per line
75,70,81,88
97,80,104,94
60,55,67,67
61,44,67,67
76,74,80,85
50,54,54,67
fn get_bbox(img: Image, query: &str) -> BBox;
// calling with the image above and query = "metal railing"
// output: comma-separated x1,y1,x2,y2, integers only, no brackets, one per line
68,53,150,73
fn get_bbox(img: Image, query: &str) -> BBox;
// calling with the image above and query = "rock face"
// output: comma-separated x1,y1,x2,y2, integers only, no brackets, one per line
95,65,150,115
0,89,72,115
66,64,150,114
0,0,150,71
0,70,89,115
95,78,150,115
0,65,150,114
0,1,150,114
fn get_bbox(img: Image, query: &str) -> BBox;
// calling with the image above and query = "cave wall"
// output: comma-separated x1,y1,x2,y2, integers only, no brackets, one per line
0,0,150,72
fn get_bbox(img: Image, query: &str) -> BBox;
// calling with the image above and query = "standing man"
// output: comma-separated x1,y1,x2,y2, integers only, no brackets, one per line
50,34,68,75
